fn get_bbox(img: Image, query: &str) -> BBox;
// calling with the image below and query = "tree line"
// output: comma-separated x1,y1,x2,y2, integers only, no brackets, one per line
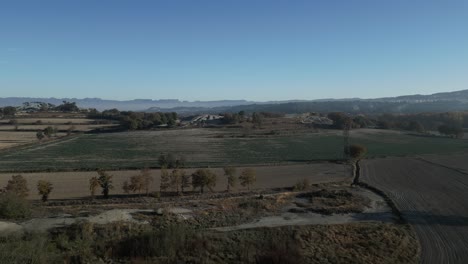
0,101,81,117
0,166,257,207
87,109,178,130
326,111,466,138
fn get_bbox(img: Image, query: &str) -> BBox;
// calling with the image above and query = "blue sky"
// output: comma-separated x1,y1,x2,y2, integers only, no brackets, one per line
1,0,467,101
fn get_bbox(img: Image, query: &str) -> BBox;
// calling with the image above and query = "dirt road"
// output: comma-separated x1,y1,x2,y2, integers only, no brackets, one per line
361,157,468,264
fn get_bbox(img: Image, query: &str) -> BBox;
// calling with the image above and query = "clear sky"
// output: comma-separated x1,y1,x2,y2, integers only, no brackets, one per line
1,0,467,101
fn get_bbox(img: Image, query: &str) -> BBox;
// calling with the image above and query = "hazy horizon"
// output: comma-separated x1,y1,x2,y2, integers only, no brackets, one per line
1,1,468,101
0,88,466,103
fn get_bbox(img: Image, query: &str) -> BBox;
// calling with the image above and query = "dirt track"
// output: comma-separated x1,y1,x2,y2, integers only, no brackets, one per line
361,157,468,264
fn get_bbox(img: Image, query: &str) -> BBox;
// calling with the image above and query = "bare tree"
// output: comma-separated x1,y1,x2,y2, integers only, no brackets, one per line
89,176,99,199
141,168,153,195
5,175,29,198
170,169,182,195
97,170,114,199
37,180,53,202
223,166,237,192
160,166,170,193
239,168,256,190
191,169,217,194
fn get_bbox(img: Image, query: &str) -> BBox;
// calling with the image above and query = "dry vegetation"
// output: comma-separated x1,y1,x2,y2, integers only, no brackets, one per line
0,115,118,150
0,187,419,264
2,114,466,263
294,189,371,215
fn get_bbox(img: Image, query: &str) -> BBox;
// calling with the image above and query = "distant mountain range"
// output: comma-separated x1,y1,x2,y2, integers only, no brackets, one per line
1,89,467,114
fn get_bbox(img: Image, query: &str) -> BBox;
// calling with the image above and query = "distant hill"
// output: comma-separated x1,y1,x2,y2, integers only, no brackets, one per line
155,89,468,114
1,89,467,114
0,97,254,111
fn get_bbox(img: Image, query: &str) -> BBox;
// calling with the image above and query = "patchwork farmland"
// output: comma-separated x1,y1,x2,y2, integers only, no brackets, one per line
0,128,467,172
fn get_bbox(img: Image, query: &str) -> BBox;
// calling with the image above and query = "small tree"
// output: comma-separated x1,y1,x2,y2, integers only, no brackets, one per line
408,121,425,133
191,169,217,194
223,166,237,192
160,166,171,193
128,173,144,195
37,180,53,202
122,180,131,194
141,168,153,195
5,175,29,198
239,168,256,190
43,126,55,138
180,169,191,194
158,154,168,168
36,130,45,141
347,144,367,161
252,112,263,127
89,176,99,199
170,169,182,195
168,168,190,195
97,170,114,198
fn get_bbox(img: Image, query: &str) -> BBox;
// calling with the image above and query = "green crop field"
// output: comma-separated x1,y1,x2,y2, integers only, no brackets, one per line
0,128,467,172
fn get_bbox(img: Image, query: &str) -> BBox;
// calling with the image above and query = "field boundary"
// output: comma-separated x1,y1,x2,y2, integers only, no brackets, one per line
353,160,405,224
0,133,82,156
416,157,468,176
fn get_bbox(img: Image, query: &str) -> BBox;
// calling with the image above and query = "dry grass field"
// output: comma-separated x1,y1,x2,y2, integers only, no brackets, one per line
0,124,117,131
361,157,468,263
0,116,118,150
0,131,68,149
0,163,351,200
0,118,95,124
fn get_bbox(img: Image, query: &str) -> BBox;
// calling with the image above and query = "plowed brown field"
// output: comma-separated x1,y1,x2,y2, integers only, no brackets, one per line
361,157,468,264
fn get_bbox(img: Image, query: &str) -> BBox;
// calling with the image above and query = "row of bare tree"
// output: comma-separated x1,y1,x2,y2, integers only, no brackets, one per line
89,167,257,199
0,166,257,202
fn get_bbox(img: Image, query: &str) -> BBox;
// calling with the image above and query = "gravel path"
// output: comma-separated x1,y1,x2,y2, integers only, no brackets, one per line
361,157,468,264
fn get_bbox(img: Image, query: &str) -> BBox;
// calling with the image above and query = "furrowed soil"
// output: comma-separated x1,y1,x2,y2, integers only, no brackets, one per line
361,157,468,264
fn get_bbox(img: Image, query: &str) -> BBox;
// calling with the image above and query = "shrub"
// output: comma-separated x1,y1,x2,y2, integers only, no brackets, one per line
37,180,53,202
0,192,31,219
5,175,29,198
0,233,60,263
97,170,114,198
293,178,311,191
239,168,256,190
346,144,367,160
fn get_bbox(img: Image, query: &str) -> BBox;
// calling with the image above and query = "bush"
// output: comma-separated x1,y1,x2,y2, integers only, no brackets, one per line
5,175,29,198
346,144,367,160
114,224,193,260
0,234,60,264
0,192,31,219
37,180,53,202
293,178,311,191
